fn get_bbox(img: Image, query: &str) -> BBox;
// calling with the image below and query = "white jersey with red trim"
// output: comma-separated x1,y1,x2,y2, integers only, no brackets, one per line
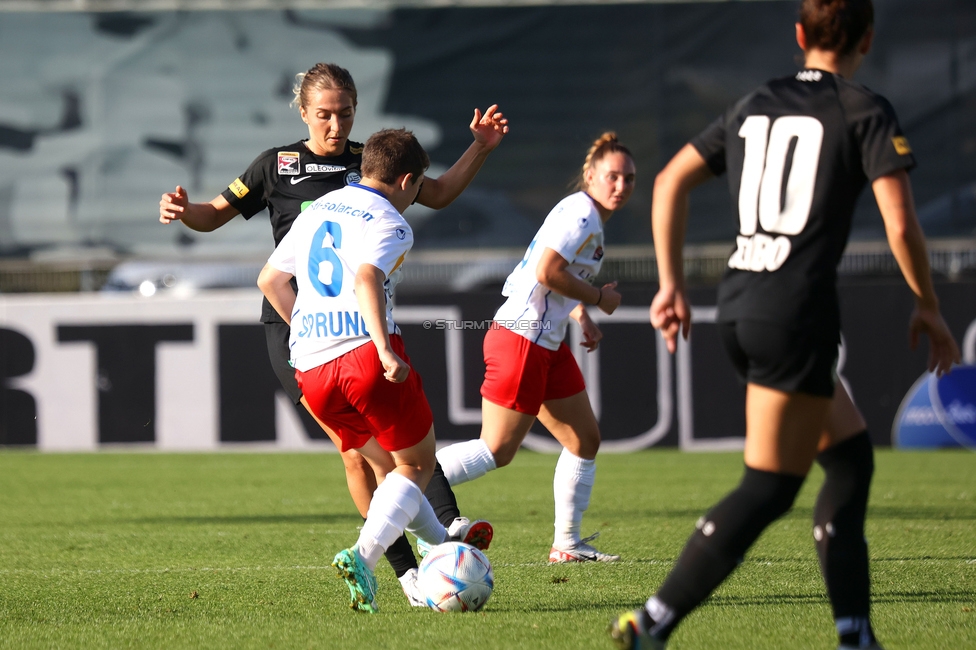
267,183,412,371
494,191,605,351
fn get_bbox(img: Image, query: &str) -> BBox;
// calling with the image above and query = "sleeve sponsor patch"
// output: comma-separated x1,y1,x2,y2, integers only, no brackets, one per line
228,178,249,199
892,136,912,156
277,152,300,175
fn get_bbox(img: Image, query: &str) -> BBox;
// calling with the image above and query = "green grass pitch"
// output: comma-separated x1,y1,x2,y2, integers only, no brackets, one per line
0,449,973,649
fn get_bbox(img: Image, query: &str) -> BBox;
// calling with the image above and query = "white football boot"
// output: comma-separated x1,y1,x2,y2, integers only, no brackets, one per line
397,568,426,608
549,531,620,564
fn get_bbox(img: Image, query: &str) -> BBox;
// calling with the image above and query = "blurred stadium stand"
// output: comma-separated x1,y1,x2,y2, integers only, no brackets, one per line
0,0,972,292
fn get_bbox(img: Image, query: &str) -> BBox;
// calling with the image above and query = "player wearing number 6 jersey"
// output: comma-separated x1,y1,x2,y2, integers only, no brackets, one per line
258,129,491,614
160,63,506,605
610,1,961,649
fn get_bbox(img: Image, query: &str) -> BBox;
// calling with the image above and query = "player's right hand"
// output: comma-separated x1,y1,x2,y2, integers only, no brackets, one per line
379,348,410,383
650,286,691,354
596,281,621,315
159,185,189,224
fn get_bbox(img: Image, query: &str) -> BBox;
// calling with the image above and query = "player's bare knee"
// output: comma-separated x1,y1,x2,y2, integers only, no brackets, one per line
340,449,371,475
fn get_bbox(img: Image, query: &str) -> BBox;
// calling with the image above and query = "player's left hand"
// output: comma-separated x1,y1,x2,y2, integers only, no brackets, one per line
470,105,509,151
578,313,603,353
908,306,961,376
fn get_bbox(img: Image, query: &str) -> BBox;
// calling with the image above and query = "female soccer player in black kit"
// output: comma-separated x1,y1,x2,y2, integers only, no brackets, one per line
610,1,961,649
159,63,508,606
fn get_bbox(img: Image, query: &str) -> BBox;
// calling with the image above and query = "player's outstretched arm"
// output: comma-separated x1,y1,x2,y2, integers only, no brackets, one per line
415,105,509,210
355,263,409,383
873,170,961,375
159,185,240,231
650,144,713,353
257,264,296,325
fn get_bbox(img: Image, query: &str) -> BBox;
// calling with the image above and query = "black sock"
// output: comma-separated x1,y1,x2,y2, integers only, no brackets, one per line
653,467,805,639
368,517,417,578
815,432,876,645
425,460,461,527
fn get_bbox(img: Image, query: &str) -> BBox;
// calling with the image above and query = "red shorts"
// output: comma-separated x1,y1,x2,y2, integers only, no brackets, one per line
296,335,433,453
480,325,586,416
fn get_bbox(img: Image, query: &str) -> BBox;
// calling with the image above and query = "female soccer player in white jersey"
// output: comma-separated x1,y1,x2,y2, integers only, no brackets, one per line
436,133,635,564
159,63,507,604
258,129,490,613
610,1,961,648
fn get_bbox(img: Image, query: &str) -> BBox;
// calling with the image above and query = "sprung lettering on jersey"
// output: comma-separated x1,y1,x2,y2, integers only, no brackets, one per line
320,201,374,221
727,233,792,272
424,319,553,331
298,311,370,339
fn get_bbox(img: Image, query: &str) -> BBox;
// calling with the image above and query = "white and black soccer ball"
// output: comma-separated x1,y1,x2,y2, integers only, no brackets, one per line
417,541,494,612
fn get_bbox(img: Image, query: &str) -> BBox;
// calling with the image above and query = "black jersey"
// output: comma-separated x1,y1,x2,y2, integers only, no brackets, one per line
691,69,915,333
220,139,363,322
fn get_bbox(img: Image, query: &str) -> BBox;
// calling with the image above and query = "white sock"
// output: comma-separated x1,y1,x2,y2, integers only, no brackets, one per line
356,473,421,570
436,439,496,485
552,448,595,549
405,496,447,548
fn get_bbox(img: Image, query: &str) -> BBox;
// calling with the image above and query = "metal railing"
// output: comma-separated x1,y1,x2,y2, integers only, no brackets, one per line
0,239,973,294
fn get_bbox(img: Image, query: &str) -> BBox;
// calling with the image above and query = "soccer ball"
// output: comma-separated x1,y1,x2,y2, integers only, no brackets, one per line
416,541,494,612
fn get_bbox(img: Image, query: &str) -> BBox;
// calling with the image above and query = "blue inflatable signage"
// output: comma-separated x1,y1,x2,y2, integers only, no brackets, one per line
893,366,976,449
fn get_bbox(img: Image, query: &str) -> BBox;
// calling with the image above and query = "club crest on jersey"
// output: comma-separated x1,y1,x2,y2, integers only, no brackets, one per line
592,245,604,261
577,217,588,229
344,170,362,185
277,152,300,175
306,163,346,173
395,228,406,240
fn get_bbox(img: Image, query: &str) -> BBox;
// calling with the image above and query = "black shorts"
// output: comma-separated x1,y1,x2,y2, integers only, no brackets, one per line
265,320,303,405
718,320,839,398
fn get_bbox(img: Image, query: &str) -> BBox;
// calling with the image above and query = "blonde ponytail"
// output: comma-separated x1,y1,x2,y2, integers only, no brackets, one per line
575,132,632,191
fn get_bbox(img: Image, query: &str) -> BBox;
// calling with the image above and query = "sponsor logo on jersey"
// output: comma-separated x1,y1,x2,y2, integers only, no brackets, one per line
320,200,374,221
344,170,362,185
350,145,364,155
592,245,604,261
795,70,823,82
290,176,312,185
395,228,406,240
892,136,912,156
305,164,346,173
277,152,300,175
228,178,249,199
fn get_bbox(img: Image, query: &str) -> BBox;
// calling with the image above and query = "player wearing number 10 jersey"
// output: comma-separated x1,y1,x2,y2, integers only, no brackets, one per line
611,1,960,649
695,65,913,333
